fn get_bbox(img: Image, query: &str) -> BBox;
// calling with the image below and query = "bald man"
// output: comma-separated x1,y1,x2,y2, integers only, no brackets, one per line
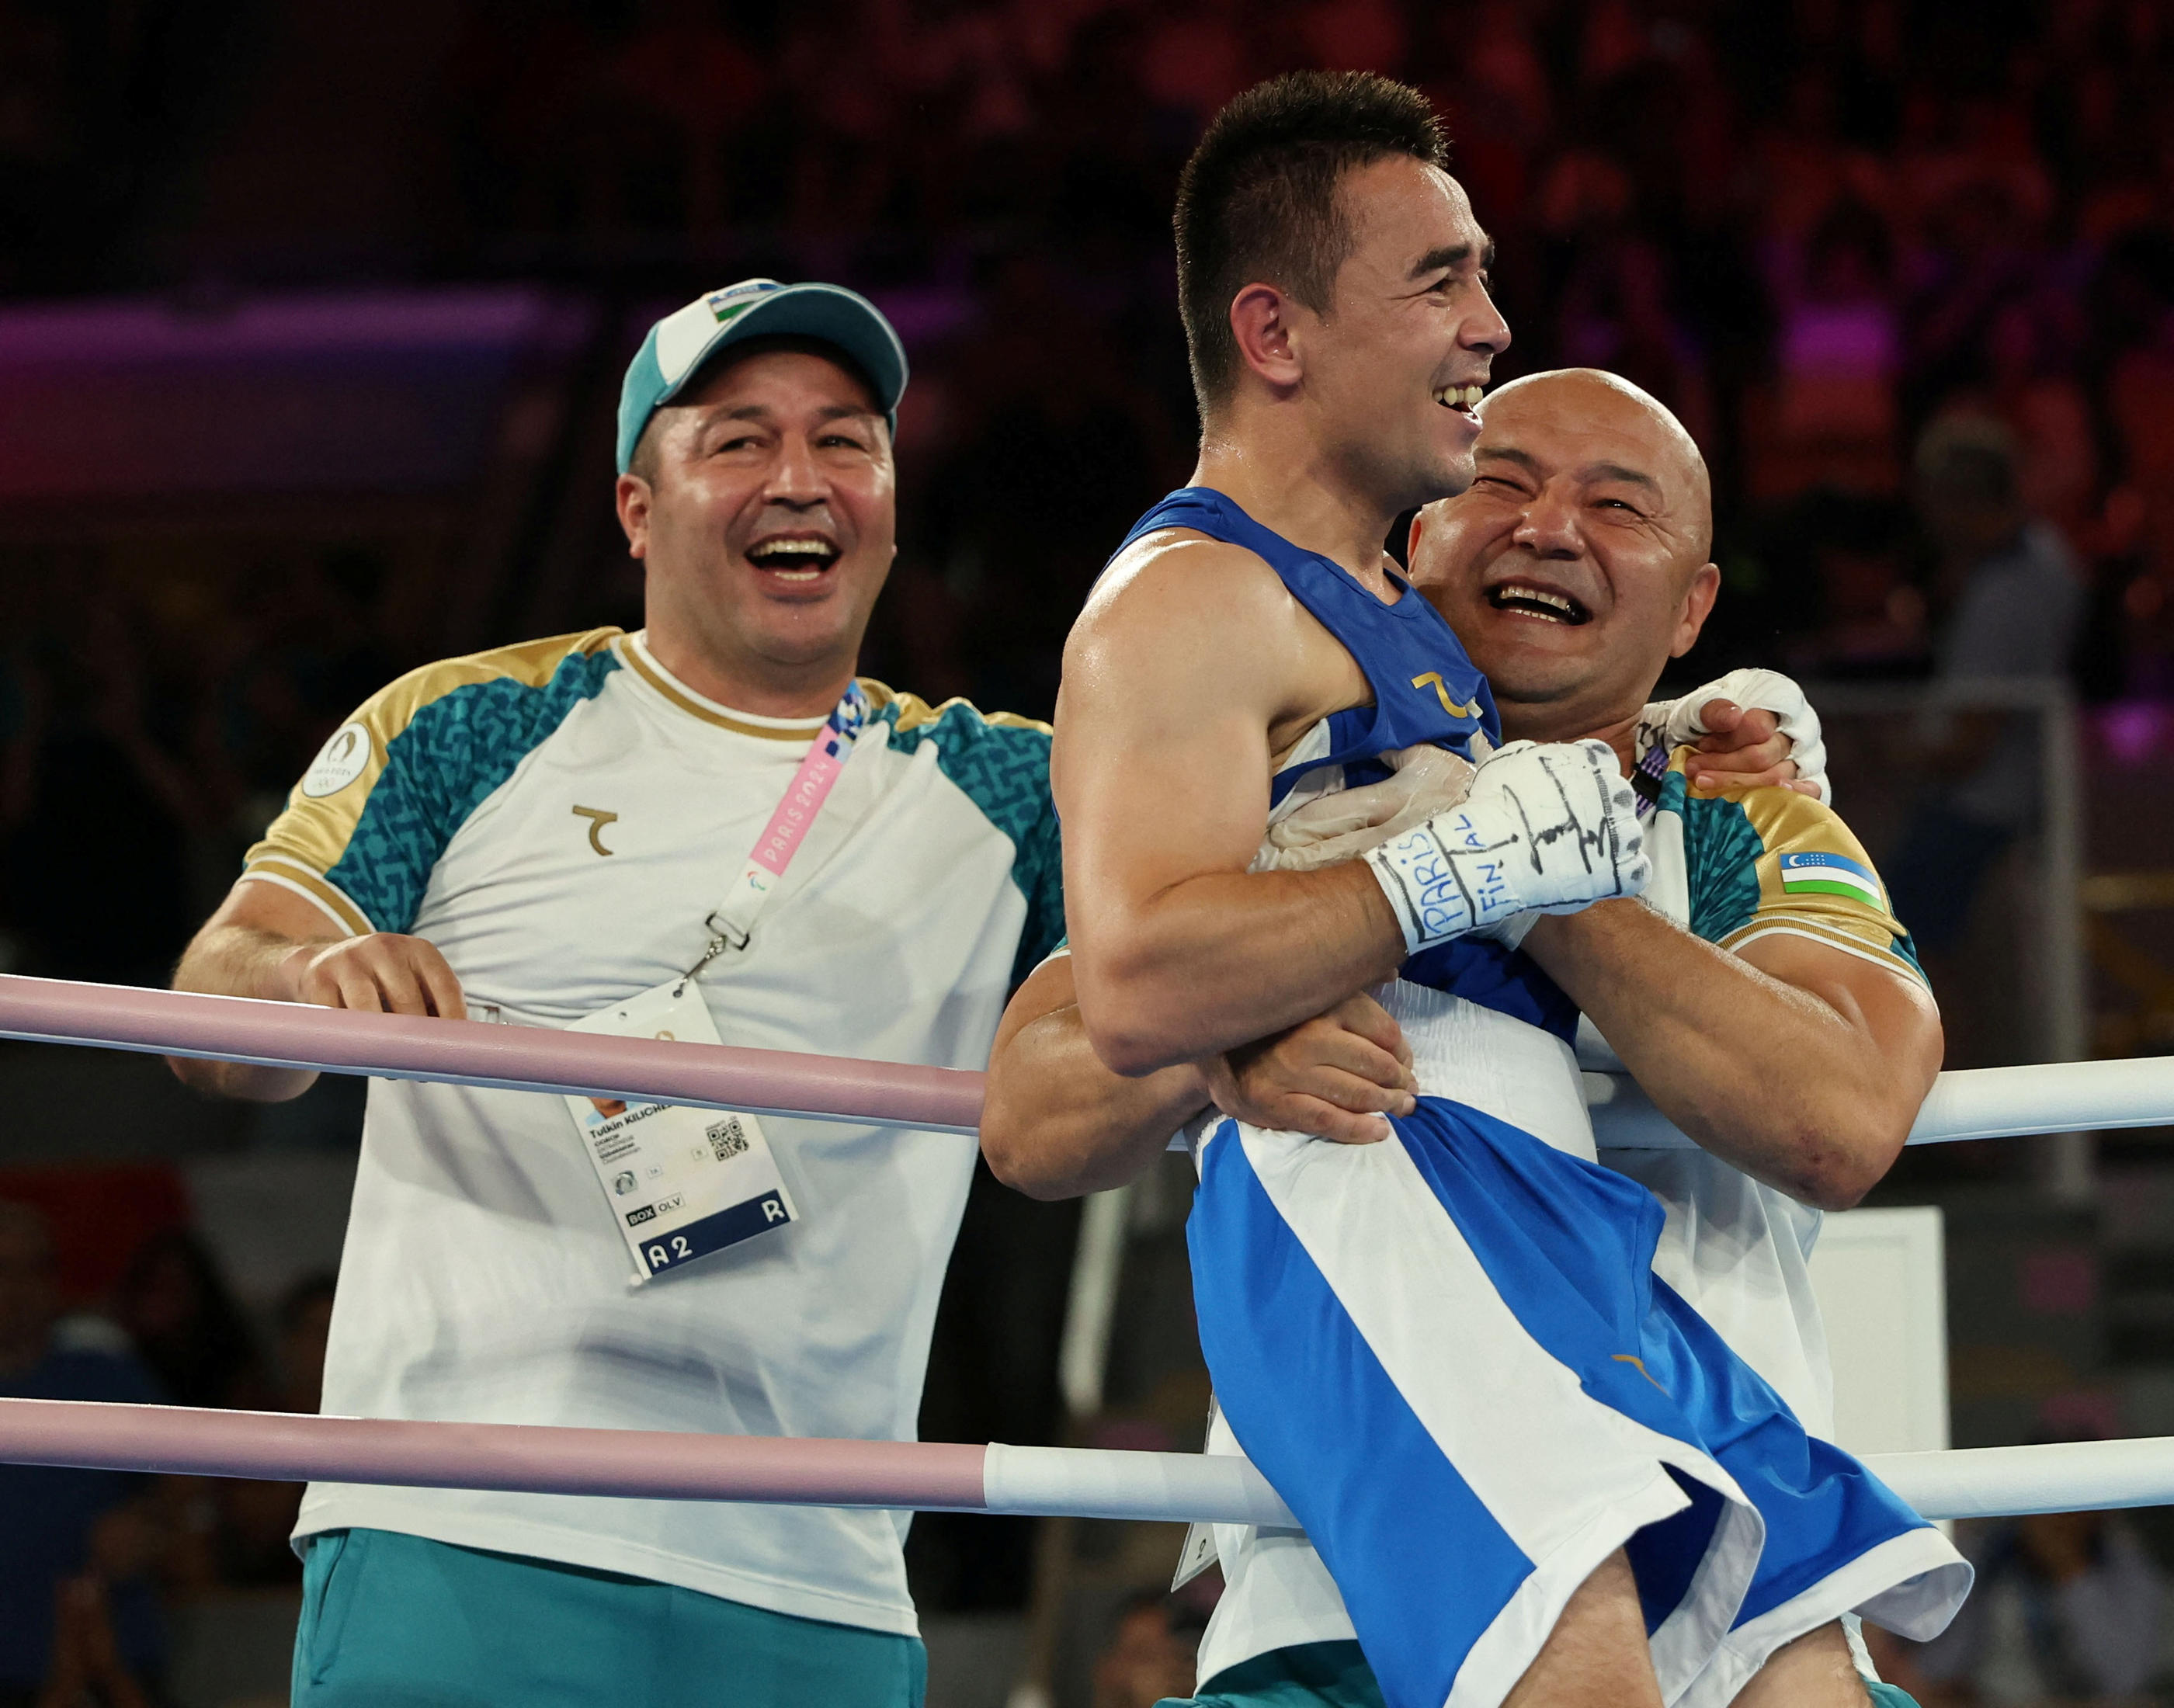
1430,370,1945,1233
984,370,1970,1708
1422,370,1941,1411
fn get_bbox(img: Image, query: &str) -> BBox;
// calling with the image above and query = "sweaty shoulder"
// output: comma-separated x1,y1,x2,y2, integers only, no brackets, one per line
1067,530,1361,741
242,627,624,936
1080,529,1299,630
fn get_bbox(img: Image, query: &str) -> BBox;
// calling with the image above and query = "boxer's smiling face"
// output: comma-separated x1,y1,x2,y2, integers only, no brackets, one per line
620,343,896,701
1409,370,1718,734
1301,158,1510,512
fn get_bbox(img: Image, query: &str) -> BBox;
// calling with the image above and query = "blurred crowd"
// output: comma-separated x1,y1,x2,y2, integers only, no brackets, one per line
0,1199,333,1708
0,550,404,988
1871,1501,2170,1706
0,1,2172,988
448,0,2174,727
450,0,2174,706
2,6,2174,1702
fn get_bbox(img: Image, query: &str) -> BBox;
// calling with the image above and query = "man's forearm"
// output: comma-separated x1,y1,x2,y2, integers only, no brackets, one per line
171,883,468,1102
168,920,320,1102
175,921,312,1003
1071,860,1405,1075
981,999,1209,1199
1524,902,1937,1209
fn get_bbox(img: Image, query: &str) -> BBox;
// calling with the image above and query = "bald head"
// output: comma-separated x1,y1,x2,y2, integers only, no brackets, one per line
1408,366,1721,745
1479,369,1713,560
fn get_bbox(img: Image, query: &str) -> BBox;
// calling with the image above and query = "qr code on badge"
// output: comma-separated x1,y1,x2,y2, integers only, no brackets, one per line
706,1118,749,1162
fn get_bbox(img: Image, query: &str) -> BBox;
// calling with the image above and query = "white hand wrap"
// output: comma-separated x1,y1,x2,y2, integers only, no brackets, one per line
1251,743,1480,873
1362,738,1650,954
1640,667,1829,804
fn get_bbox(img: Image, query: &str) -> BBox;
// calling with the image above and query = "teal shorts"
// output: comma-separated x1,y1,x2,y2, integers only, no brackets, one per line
292,1528,926,1708
1157,1642,1921,1707
1158,1643,1384,1708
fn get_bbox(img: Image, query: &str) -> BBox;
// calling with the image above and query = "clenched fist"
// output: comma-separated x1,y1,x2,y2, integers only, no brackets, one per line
1363,738,1648,953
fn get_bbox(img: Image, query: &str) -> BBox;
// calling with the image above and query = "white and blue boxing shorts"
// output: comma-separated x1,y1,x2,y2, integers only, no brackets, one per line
1186,1027,1970,1708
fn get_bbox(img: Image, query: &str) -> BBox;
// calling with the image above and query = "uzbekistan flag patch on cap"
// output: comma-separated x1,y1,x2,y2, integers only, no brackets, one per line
1780,850,1884,908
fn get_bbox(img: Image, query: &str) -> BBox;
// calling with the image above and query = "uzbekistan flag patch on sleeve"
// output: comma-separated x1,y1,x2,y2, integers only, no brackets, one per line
1780,850,1884,908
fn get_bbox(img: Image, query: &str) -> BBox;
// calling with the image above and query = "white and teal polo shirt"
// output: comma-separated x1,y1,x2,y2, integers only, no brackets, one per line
247,627,1060,1637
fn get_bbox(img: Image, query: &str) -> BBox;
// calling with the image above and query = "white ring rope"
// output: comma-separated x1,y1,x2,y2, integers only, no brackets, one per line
0,1401,2165,1525
1585,1057,2169,1151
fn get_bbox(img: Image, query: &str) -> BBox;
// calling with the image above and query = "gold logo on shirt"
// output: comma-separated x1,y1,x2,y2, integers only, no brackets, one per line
572,806,619,856
1612,1353,1668,1392
1412,672,1482,718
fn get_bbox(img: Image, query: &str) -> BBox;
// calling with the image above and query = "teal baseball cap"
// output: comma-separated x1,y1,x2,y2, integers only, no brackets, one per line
616,278,909,474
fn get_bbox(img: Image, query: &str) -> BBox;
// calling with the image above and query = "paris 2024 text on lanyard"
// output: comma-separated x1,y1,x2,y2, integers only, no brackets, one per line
563,684,869,1283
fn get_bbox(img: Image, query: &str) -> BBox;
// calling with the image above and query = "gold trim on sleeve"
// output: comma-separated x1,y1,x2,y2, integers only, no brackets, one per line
1719,919,1927,985
238,862,372,938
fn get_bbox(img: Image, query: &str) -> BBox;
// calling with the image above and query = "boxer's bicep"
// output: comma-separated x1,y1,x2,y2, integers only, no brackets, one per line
1052,540,1406,1074
1054,547,1291,939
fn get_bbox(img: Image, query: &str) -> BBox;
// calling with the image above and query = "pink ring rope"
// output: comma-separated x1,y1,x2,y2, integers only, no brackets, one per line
0,1399,2169,1525
0,974,983,1135
0,1400,991,1511
2,973,2170,1148
0,1400,1295,1526
5,974,2174,1522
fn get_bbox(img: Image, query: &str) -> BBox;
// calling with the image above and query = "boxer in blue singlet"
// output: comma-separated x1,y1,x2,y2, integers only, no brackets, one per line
1023,73,1967,1708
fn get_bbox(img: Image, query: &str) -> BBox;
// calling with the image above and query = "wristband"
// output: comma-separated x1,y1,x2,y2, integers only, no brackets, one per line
1363,818,1515,954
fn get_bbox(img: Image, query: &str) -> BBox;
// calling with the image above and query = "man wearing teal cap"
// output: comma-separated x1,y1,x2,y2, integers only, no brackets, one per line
168,279,1058,1708
616,276,909,469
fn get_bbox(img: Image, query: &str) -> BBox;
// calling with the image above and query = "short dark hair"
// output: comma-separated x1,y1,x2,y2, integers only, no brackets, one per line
1174,72,1446,411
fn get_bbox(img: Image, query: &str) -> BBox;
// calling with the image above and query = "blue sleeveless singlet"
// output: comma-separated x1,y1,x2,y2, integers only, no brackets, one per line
1115,488,1498,796
1145,487,1972,1708
1114,488,1573,1037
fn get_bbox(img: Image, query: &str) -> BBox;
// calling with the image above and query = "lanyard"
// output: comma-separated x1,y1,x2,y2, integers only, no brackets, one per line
676,682,870,991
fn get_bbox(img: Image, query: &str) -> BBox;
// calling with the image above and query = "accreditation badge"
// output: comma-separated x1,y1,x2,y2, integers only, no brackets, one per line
563,980,799,1283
